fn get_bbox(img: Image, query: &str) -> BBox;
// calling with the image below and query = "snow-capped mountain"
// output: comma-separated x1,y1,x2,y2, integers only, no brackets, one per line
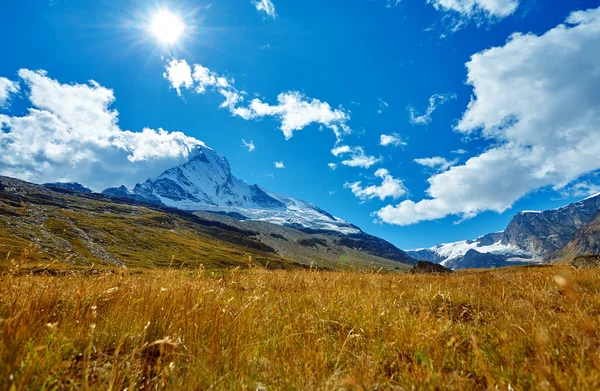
407,237,537,268
103,145,361,235
407,193,600,269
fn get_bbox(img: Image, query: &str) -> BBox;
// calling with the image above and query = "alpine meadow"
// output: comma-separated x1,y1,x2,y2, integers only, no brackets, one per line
1,0,600,389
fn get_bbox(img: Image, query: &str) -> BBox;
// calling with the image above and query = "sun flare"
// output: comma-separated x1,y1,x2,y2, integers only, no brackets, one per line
150,10,185,45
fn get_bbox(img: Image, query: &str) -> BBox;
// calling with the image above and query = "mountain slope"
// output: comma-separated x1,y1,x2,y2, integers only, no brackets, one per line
103,145,360,235
192,211,415,269
0,176,414,270
0,176,297,269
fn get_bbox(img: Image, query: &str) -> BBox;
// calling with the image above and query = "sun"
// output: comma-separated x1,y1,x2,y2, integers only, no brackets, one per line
150,10,185,45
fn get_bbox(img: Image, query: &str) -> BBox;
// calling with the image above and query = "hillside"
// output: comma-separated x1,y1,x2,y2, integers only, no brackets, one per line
0,176,297,270
192,211,415,269
0,176,413,271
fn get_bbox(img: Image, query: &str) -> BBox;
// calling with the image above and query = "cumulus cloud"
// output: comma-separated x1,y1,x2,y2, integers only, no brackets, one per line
274,161,285,169
246,92,350,140
0,69,204,191
414,156,458,172
242,139,255,152
0,77,20,108
253,0,276,19
408,93,456,125
331,145,382,169
345,168,406,201
328,163,337,170
163,59,193,96
377,7,600,225
380,133,406,147
163,59,351,141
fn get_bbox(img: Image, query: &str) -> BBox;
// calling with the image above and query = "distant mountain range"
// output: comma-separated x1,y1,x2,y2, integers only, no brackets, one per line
0,176,415,270
0,144,416,269
22,143,600,270
407,193,600,269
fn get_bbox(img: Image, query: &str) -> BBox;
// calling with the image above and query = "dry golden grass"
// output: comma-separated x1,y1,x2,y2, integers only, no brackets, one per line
1,264,600,390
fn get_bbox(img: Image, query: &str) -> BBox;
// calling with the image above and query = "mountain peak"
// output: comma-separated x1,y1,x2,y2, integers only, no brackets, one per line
102,144,361,235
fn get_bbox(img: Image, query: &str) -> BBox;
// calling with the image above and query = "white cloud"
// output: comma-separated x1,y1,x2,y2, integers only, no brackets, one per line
0,69,204,191
163,59,193,96
246,92,351,140
331,145,382,169
163,59,351,141
451,149,468,155
0,77,19,108
253,0,276,19
341,148,382,169
274,161,285,169
408,93,456,125
377,7,600,225
380,133,406,147
242,139,255,152
427,0,519,21
331,145,352,157
345,168,406,201
414,156,458,172
328,163,337,170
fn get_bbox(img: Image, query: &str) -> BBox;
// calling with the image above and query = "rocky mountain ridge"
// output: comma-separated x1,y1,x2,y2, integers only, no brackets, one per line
407,193,600,269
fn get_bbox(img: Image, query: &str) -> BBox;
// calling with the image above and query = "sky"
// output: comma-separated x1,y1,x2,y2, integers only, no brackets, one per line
1,0,599,250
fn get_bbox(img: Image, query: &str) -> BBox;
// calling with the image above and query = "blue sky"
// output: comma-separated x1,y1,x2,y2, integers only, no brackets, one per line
1,0,599,249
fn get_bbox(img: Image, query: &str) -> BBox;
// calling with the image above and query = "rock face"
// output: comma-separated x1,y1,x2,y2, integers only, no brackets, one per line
502,194,600,254
410,261,453,274
546,212,600,263
102,145,361,235
572,255,600,269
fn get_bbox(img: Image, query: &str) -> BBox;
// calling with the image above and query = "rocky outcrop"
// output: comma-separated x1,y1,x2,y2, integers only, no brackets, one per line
410,261,453,274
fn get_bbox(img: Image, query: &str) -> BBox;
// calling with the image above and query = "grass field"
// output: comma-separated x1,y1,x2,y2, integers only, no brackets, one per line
1,263,600,390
